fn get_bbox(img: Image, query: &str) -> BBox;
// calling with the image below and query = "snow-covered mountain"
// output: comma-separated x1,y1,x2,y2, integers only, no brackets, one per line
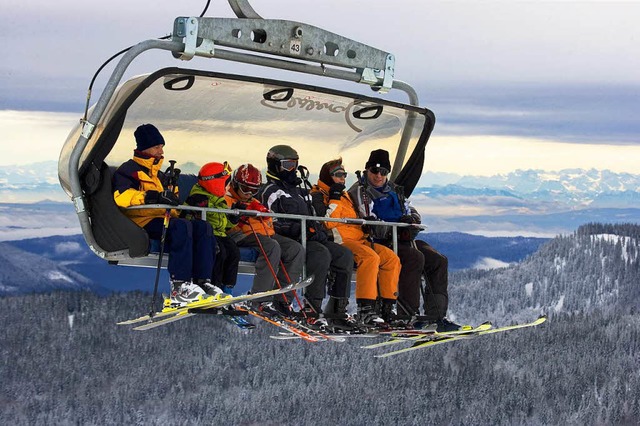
449,223,640,325
418,168,640,208
0,242,95,294
0,161,68,202
2,162,639,235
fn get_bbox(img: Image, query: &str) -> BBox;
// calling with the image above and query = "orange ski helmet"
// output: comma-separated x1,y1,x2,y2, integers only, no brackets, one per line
231,163,262,196
197,161,232,197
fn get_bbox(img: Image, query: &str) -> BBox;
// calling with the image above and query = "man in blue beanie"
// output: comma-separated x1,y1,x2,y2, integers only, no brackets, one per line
113,124,229,307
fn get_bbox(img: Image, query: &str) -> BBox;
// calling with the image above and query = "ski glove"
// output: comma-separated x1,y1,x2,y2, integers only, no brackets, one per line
399,215,418,224
145,189,180,206
328,183,345,200
361,215,377,234
247,199,269,213
231,201,248,211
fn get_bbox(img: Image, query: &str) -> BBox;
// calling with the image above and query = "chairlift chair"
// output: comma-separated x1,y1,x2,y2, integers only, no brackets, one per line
57,0,436,270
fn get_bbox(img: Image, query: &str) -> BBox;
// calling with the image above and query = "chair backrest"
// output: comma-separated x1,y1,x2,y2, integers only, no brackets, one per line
82,162,149,257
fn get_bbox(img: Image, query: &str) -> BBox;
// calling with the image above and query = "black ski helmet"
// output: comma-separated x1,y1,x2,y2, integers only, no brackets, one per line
266,145,299,174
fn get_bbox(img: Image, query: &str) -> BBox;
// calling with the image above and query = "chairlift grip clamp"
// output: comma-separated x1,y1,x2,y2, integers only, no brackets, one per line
80,120,95,140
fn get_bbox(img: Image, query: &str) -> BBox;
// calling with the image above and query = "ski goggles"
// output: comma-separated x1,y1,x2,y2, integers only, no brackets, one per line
368,166,389,177
238,182,260,195
279,159,298,172
199,161,232,181
329,164,347,178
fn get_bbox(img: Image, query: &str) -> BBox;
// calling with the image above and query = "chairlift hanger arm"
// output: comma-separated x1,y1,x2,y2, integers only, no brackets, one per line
172,16,395,92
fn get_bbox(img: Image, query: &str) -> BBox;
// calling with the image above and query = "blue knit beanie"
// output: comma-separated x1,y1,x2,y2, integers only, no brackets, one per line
134,124,165,151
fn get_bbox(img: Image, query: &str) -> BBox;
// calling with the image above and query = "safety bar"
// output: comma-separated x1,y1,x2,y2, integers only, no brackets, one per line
127,204,426,255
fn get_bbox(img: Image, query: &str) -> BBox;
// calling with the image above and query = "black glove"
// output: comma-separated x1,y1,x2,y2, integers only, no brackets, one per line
306,220,326,242
144,189,180,206
231,201,248,211
361,215,377,234
328,183,345,200
399,215,417,224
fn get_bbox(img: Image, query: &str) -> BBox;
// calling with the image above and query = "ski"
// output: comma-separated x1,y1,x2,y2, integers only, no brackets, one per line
132,310,194,331
221,313,256,330
362,322,492,350
234,306,326,342
117,275,313,326
270,332,378,340
374,316,547,358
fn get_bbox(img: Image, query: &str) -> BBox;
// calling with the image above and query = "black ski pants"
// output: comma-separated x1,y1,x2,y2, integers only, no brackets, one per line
304,240,354,302
416,240,449,320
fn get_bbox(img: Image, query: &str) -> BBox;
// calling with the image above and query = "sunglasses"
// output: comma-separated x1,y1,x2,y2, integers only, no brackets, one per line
369,167,389,176
331,171,348,178
238,183,259,195
279,159,298,172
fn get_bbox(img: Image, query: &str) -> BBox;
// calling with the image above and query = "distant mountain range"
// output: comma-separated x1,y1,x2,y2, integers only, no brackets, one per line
417,168,640,209
2,162,639,236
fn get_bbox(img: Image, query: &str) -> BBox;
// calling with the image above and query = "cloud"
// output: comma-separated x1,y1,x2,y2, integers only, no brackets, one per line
471,257,511,270
54,241,83,255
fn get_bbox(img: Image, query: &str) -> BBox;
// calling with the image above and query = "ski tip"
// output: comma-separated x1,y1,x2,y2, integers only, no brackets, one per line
534,315,548,324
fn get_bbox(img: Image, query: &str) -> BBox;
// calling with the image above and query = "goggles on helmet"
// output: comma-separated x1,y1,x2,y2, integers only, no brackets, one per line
199,161,232,181
279,159,298,172
238,182,260,195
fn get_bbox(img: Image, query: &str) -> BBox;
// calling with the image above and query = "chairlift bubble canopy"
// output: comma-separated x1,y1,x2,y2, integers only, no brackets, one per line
58,12,435,262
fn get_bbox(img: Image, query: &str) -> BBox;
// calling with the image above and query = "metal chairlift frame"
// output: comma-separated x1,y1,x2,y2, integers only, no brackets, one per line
61,0,435,269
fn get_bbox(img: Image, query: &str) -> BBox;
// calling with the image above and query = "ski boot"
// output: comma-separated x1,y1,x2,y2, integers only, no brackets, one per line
167,280,211,308
324,297,361,333
355,299,388,331
434,317,464,332
301,298,328,331
380,298,412,329
196,279,232,301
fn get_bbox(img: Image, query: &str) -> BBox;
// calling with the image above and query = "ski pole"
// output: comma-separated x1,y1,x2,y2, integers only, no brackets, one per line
149,160,176,317
257,217,307,317
245,219,290,306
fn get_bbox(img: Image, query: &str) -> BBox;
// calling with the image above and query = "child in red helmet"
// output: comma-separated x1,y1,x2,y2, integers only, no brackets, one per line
225,163,305,316
185,161,240,294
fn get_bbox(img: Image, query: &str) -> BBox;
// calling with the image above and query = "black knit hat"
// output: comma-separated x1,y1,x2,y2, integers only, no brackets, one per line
134,124,165,152
365,149,391,171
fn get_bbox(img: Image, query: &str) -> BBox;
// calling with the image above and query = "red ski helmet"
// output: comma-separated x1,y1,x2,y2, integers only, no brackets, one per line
231,163,262,196
198,161,232,197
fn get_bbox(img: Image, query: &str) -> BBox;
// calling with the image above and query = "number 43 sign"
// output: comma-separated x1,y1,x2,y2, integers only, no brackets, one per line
289,39,302,55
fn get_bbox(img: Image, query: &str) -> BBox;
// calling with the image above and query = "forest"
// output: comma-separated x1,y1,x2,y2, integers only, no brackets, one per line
1,223,638,425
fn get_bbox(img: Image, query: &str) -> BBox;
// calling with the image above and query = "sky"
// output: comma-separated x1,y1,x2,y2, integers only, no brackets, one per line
1,0,639,175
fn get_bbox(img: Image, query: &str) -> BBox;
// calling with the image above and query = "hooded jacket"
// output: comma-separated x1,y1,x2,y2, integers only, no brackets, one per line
185,183,233,237
224,186,275,240
112,153,178,227
310,180,366,244
258,171,328,242
347,172,420,241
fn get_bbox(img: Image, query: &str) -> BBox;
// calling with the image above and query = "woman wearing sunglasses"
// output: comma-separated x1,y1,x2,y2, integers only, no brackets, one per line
311,158,401,329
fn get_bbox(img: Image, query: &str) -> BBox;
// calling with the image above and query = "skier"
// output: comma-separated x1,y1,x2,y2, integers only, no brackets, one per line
224,163,305,315
112,124,229,306
257,145,355,330
310,158,401,328
348,149,461,331
184,161,241,292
